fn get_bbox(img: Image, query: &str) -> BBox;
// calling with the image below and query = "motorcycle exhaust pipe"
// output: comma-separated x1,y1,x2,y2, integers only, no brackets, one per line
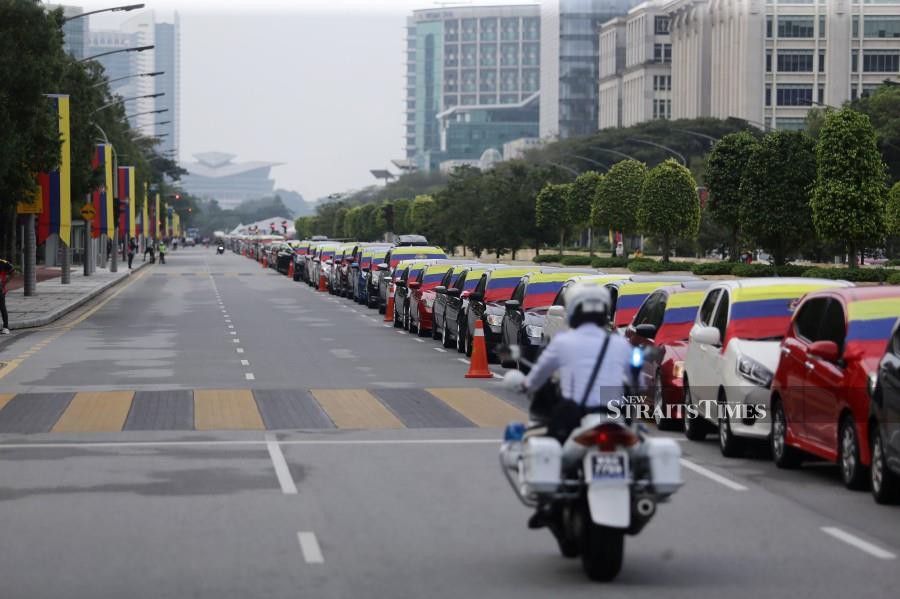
635,496,656,518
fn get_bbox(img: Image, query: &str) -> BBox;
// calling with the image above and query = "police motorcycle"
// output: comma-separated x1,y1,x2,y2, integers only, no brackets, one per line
216,244,225,255
498,343,682,582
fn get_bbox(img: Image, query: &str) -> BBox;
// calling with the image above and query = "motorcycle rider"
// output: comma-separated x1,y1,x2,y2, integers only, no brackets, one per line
521,284,634,529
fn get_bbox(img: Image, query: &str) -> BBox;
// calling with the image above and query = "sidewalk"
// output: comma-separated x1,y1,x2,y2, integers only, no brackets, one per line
5,262,149,330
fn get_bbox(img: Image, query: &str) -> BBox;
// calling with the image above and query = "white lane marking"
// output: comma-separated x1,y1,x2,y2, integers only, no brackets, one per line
228,325,235,329
434,348,447,353
383,324,392,328
298,532,324,564
396,331,407,335
0,438,503,449
457,358,470,365
265,434,298,495
229,331,237,335
233,339,240,343
679,459,748,491
821,527,897,560
414,338,425,343
245,372,255,380
236,347,244,354
240,359,250,366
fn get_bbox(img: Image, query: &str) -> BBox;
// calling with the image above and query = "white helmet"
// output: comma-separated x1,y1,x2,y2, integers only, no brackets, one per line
565,283,612,327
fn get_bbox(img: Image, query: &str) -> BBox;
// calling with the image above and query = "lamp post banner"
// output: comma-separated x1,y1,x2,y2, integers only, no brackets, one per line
36,95,72,246
91,143,113,239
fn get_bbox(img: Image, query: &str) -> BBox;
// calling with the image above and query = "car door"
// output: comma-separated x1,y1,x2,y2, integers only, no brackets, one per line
467,274,488,337
446,271,467,328
502,279,526,347
685,288,722,412
882,327,900,466
781,297,829,442
803,298,848,456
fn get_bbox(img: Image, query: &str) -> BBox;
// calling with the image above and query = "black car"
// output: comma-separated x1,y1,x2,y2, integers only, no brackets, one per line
870,318,900,504
434,263,484,351
464,266,534,360
274,243,295,275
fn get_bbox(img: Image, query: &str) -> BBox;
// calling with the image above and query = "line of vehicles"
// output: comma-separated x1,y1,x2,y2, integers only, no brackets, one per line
235,235,900,505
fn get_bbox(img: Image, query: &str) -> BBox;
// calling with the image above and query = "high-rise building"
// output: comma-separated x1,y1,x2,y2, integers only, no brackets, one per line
540,0,642,139
598,0,672,129
665,0,900,130
49,4,88,59
405,5,542,172
154,16,181,160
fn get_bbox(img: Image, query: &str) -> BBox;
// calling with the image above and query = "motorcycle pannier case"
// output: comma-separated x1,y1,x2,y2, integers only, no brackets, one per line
643,437,682,495
523,436,562,493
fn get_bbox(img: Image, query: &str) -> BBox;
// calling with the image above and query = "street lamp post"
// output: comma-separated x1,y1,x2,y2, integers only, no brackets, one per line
125,109,168,119
94,71,164,88
627,138,687,166
62,3,145,22
585,145,639,162
79,45,154,64
92,92,164,115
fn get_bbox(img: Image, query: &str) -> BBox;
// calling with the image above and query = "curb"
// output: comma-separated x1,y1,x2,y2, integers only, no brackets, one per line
9,261,151,331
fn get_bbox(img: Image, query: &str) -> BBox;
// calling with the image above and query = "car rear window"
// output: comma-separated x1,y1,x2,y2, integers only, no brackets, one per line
523,280,566,309
389,249,446,266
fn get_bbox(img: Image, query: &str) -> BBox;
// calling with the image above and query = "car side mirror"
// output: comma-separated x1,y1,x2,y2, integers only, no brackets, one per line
445,288,461,298
408,281,421,290
691,326,721,347
809,340,840,362
505,299,521,312
635,323,657,339
434,286,447,294
547,305,565,319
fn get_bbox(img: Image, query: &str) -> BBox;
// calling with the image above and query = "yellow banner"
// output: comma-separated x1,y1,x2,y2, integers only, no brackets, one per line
103,144,113,238
155,193,160,239
128,168,136,238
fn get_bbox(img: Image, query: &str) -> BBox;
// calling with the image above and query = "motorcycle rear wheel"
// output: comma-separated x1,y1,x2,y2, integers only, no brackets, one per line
581,521,624,582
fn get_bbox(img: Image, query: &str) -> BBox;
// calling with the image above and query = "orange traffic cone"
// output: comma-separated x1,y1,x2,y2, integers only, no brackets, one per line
318,273,328,292
384,287,395,323
288,260,294,278
465,320,493,379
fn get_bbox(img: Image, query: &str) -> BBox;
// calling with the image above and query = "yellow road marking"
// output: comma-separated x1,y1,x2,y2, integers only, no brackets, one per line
0,393,14,412
310,389,404,429
194,389,264,430
52,391,134,433
426,388,526,428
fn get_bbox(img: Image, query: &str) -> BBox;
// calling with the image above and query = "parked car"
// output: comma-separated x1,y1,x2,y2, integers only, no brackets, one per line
500,269,595,370
330,242,357,295
771,286,900,489
292,240,312,281
375,245,446,313
605,275,699,331
870,317,900,503
542,274,631,343
682,278,853,457
431,264,472,344
310,243,339,288
274,242,297,275
623,281,714,430
352,245,390,303
407,262,466,337
360,247,390,308
435,263,506,353
463,267,540,361
391,259,449,327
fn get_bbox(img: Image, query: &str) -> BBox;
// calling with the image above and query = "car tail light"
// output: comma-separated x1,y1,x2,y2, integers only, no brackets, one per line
573,423,638,451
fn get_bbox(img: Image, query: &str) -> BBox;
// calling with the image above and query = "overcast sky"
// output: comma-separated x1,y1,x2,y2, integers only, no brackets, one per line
64,0,458,202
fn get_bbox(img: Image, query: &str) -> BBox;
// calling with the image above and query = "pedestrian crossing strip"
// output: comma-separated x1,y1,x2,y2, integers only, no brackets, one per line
0,388,526,434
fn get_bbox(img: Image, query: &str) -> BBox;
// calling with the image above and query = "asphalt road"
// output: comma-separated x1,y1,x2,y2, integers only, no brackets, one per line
0,247,898,598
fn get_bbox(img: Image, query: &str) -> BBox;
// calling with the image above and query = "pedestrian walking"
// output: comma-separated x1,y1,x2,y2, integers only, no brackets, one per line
158,240,167,264
127,237,137,269
0,258,14,335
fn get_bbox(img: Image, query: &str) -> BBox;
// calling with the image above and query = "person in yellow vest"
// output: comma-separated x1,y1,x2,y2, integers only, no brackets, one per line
158,240,168,264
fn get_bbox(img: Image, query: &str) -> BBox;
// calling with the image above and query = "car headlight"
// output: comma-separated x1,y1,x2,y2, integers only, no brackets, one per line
424,296,435,308
486,314,504,327
672,360,685,380
737,356,773,388
524,324,543,339
868,372,878,397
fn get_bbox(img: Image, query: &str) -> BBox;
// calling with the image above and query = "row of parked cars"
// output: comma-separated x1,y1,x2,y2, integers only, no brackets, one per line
238,235,900,505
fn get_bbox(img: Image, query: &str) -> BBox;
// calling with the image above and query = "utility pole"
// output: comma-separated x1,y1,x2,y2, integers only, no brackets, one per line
23,215,36,296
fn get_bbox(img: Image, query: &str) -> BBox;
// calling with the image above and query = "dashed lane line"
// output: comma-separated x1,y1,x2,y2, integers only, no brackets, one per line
297,532,324,564
679,458,748,491
821,527,897,560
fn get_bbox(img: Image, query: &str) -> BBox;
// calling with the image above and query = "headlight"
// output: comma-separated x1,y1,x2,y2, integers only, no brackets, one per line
524,324,543,339
486,314,504,327
868,372,878,397
424,296,435,308
672,360,685,380
737,356,773,388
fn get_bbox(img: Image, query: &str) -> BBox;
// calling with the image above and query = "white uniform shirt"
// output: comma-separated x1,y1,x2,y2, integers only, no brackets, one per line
524,323,633,409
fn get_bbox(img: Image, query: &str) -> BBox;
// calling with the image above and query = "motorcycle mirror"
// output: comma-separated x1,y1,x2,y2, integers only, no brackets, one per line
501,369,526,391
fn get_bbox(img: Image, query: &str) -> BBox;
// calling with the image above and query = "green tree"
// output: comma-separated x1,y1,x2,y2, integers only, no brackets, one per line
536,183,572,251
409,194,437,239
593,160,646,258
887,182,900,258
850,84,900,183
567,171,603,254
392,198,412,234
811,108,887,268
705,131,759,261
739,131,817,266
638,159,701,262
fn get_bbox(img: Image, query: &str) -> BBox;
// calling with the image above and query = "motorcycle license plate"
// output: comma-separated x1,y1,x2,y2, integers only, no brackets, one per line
589,452,628,481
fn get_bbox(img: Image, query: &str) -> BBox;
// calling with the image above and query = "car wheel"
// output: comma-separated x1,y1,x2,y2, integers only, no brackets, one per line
432,318,442,340
417,319,429,338
771,399,802,469
718,410,744,458
456,321,466,354
839,417,868,490
393,306,403,328
682,379,707,441
465,331,473,358
653,372,680,432
442,321,455,348
871,428,900,504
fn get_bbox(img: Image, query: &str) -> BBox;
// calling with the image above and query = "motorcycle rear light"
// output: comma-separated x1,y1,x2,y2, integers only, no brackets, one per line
573,423,638,451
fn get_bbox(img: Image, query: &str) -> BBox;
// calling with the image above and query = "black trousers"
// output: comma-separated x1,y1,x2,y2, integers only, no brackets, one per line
127,253,134,269
1,292,8,329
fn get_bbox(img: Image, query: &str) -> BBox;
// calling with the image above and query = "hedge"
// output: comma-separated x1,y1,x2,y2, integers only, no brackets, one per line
887,259,900,267
533,254,563,264
691,262,734,275
559,255,594,266
801,267,896,282
888,271,900,284
591,256,630,269
628,259,695,272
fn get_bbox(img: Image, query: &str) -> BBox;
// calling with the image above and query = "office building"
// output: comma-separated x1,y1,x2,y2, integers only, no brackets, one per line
154,16,181,160
665,0,900,130
180,152,282,209
540,0,642,139
49,4,88,59
405,5,542,172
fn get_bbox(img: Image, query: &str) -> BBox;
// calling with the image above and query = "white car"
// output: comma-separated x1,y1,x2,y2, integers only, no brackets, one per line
682,278,854,456
542,274,630,344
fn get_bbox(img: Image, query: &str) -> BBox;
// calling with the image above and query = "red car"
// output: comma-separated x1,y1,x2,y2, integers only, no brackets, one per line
770,286,900,489
407,262,459,337
625,281,713,430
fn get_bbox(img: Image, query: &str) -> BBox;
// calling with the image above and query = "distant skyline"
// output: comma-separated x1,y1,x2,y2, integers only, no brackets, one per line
55,1,536,201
